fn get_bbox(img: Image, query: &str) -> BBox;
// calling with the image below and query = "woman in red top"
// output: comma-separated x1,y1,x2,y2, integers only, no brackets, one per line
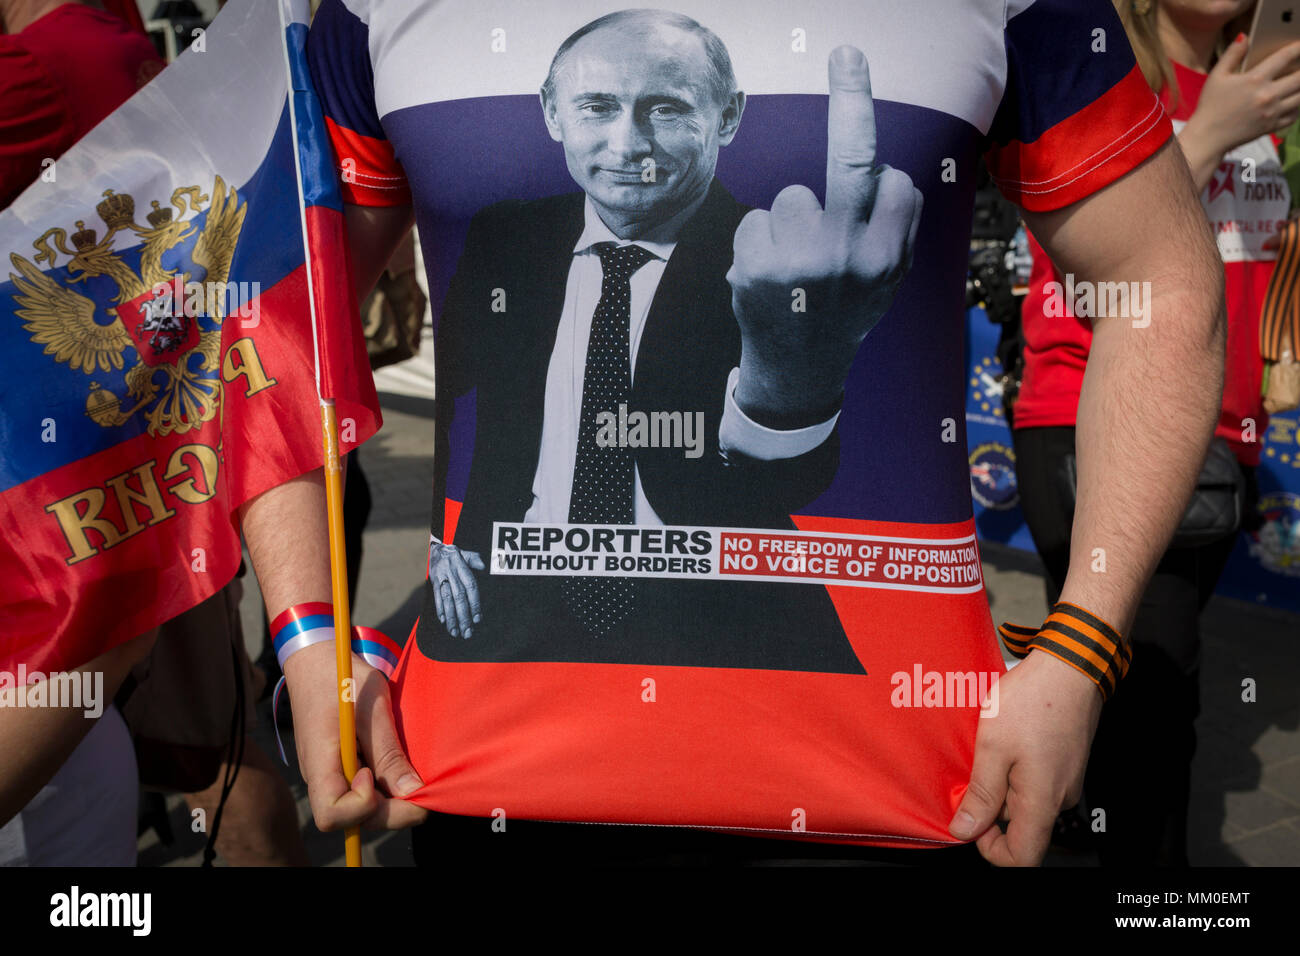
0,0,162,208
1012,0,1299,866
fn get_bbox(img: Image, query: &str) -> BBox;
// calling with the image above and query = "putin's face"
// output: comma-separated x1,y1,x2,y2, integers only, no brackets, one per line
541,22,743,237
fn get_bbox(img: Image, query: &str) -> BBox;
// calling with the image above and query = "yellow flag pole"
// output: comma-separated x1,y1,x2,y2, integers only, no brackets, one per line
278,0,362,867
321,398,362,868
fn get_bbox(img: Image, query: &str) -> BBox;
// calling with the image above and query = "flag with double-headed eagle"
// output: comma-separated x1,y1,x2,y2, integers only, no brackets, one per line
0,0,379,674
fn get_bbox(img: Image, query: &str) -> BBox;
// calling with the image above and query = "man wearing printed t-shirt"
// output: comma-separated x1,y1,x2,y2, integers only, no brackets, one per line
234,0,1227,866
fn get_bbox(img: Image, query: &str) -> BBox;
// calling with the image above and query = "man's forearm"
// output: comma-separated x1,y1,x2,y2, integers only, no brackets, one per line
1022,139,1227,638
237,469,337,690
241,201,414,633
239,469,330,617
1059,278,1225,636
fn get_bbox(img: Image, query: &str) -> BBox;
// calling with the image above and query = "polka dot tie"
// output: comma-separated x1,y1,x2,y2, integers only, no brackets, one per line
561,242,656,635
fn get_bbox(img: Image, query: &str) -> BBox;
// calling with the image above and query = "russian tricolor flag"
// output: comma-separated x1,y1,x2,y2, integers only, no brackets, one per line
0,0,379,674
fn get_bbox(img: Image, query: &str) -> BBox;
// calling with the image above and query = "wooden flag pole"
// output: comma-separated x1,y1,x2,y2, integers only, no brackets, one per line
321,398,362,868
280,0,363,867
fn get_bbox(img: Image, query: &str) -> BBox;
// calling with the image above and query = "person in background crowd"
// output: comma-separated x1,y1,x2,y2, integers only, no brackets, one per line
1010,0,1293,865
0,0,306,867
0,0,164,865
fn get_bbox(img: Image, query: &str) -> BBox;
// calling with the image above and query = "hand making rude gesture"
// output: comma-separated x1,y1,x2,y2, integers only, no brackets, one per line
726,46,923,430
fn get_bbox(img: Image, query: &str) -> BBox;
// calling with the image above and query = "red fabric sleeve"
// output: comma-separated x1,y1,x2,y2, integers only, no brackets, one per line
307,0,411,207
983,0,1173,212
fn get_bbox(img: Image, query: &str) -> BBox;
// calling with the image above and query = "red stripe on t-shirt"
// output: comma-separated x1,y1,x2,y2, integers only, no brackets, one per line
324,116,412,207
987,63,1172,212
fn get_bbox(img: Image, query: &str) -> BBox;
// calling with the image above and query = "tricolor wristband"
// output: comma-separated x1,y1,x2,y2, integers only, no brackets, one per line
350,625,402,679
271,602,335,669
997,601,1132,700
270,603,401,679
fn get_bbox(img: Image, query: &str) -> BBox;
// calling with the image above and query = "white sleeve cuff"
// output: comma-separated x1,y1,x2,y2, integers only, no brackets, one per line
718,367,840,462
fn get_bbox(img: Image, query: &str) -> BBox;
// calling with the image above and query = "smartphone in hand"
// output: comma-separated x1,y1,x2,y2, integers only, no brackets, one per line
1244,0,1300,71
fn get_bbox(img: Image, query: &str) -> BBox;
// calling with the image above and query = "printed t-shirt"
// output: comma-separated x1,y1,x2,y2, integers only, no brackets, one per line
1015,61,1284,467
308,0,1172,847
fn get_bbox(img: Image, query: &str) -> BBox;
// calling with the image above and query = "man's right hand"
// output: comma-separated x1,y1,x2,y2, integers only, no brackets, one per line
283,642,428,831
430,541,484,639
241,470,428,833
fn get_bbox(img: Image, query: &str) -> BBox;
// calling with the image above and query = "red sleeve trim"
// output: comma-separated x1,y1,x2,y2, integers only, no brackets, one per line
987,63,1174,212
324,115,412,207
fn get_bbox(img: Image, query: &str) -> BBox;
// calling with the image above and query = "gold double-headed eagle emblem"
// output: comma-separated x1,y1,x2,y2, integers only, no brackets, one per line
7,176,247,436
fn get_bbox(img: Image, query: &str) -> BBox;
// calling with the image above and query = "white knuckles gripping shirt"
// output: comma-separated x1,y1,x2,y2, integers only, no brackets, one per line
308,0,1173,846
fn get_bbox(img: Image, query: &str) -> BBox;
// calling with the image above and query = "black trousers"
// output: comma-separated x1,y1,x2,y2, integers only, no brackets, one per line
411,812,987,867
1012,426,1248,866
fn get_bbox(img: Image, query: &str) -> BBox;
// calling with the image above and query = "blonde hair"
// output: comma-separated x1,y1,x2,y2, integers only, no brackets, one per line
1114,0,1179,108
1115,1,1255,110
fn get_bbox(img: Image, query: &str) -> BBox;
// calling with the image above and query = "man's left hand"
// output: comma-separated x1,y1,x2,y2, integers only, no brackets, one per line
430,542,485,639
948,649,1103,866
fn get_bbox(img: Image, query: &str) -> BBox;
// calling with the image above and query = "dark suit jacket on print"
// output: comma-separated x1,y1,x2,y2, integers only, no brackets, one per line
417,178,865,675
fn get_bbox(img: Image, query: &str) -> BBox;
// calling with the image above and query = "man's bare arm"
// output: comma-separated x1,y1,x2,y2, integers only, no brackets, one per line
1030,139,1224,633
238,201,427,832
949,138,1225,865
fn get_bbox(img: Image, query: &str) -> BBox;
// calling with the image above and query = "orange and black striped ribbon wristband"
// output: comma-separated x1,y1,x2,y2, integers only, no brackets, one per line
1260,217,1300,363
997,601,1132,700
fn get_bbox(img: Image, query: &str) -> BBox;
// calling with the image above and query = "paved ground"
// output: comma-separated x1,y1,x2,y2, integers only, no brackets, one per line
138,340,1300,867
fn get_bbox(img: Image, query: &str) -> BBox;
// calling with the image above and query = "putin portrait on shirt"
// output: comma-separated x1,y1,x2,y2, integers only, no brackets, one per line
420,9,921,674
